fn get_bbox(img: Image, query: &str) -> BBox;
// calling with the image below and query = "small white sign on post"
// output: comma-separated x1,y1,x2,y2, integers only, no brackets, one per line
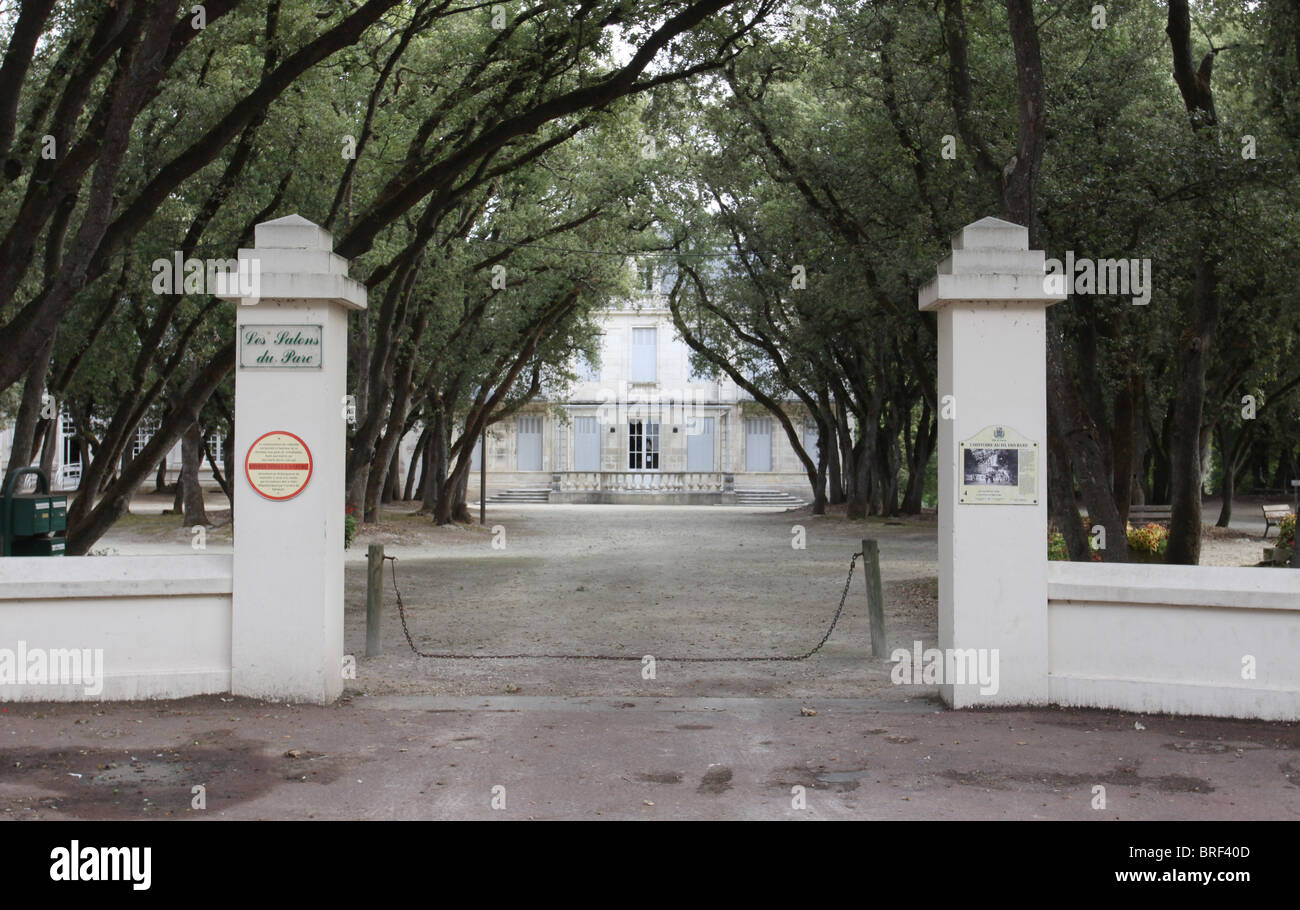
239,324,323,369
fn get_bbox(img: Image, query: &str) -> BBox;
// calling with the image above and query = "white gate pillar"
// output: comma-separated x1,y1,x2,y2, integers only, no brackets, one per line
218,215,366,703
918,217,1064,707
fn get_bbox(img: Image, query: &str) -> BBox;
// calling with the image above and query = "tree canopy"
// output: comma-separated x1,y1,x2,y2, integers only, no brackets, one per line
1,0,1296,561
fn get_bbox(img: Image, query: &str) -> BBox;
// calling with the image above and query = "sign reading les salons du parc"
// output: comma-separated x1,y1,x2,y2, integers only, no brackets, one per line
240,324,322,368
245,431,313,501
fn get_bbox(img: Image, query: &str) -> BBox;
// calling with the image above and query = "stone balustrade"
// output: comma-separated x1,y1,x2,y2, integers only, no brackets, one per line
556,471,725,493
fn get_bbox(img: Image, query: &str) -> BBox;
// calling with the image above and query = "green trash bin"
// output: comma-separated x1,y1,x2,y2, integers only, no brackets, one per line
1,467,67,557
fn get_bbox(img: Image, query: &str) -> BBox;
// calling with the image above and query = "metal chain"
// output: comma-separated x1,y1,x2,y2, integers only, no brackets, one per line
386,551,863,663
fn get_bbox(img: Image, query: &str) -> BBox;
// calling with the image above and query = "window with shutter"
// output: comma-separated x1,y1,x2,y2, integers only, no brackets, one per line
745,417,773,472
631,327,656,382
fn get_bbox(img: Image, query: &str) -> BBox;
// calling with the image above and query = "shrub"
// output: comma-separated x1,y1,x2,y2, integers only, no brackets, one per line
1278,513,1295,550
1048,524,1103,561
344,510,357,549
1126,522,1168,556
1048,526,1068,560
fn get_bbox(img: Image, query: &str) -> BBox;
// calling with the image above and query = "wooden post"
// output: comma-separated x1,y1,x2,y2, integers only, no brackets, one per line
366,543,383,657
861,539,887,659
479,434,486,525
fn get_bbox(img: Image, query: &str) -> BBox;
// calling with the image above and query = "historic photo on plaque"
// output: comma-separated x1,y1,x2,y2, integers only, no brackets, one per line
959,425,1038,505
964,447,1018,486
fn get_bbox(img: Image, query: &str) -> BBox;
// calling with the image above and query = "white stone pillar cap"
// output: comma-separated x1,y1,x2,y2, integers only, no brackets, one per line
918,216,1065,311
216,214,367,310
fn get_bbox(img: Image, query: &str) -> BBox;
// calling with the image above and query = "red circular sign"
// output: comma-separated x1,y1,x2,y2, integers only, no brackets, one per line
244,430,313,501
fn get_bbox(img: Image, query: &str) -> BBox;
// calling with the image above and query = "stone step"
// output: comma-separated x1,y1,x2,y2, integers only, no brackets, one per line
734,490,807,507
486,488,551,504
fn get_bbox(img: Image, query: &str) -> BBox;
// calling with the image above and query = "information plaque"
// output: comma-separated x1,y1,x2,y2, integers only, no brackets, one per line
245,430,313,501
959,425,1038,505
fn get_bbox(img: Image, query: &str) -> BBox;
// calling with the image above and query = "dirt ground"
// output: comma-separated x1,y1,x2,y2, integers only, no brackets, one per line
4,694,1297,820
344,503,937,700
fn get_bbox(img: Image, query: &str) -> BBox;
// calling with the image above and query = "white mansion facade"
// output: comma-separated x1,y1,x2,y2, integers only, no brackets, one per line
459,298,818,501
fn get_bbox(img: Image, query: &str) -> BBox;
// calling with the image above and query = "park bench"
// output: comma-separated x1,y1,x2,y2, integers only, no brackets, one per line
1128,505,1172,525
1262,504,1293,540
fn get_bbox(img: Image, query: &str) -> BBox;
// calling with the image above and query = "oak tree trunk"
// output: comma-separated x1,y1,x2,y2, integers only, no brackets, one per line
179,422,208,526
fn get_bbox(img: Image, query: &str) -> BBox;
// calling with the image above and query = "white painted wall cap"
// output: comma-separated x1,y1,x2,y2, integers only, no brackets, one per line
951,216,1030,251
214,216,369,309
239,248,351,277
918,217,1066,311
217,269,368,310
254,214,334,251
918,273,1066,310
1049,561,1300,611
939,248,1046,276
0,554,234,600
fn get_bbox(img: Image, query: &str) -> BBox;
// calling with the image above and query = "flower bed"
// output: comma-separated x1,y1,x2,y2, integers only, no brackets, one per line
1278,514,1295,550
1264,514,1295,566
1048,520,1171,563
1048,523,1103,561
1126,522,1168,562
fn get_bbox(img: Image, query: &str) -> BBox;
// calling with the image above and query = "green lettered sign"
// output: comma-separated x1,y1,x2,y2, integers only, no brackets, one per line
240,324,322,369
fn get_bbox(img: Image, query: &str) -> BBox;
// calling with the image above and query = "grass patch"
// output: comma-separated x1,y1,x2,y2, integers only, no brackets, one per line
112,513,186,535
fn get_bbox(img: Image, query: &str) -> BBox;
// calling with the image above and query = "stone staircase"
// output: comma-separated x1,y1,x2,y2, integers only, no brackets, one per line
485,487,551,504
484,486,807,507
734,488,807,507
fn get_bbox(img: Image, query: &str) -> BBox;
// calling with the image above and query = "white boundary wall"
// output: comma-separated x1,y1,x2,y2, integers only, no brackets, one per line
1,215,362,705
0,555,232,700
1048,563,1300,720
922,217,1300,721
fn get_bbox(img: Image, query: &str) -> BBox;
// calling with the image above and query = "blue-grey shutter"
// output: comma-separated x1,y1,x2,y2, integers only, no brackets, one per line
631,328,656,382
573,417,600,471
517,416,543,471
745,417,772,472
686,416,715,471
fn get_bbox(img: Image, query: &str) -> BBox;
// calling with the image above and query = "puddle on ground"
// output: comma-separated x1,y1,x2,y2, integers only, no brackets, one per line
698,766,733,794
0,731,346,818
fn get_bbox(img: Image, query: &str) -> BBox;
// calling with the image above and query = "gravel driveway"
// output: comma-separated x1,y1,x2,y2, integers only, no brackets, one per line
346,504,939,700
